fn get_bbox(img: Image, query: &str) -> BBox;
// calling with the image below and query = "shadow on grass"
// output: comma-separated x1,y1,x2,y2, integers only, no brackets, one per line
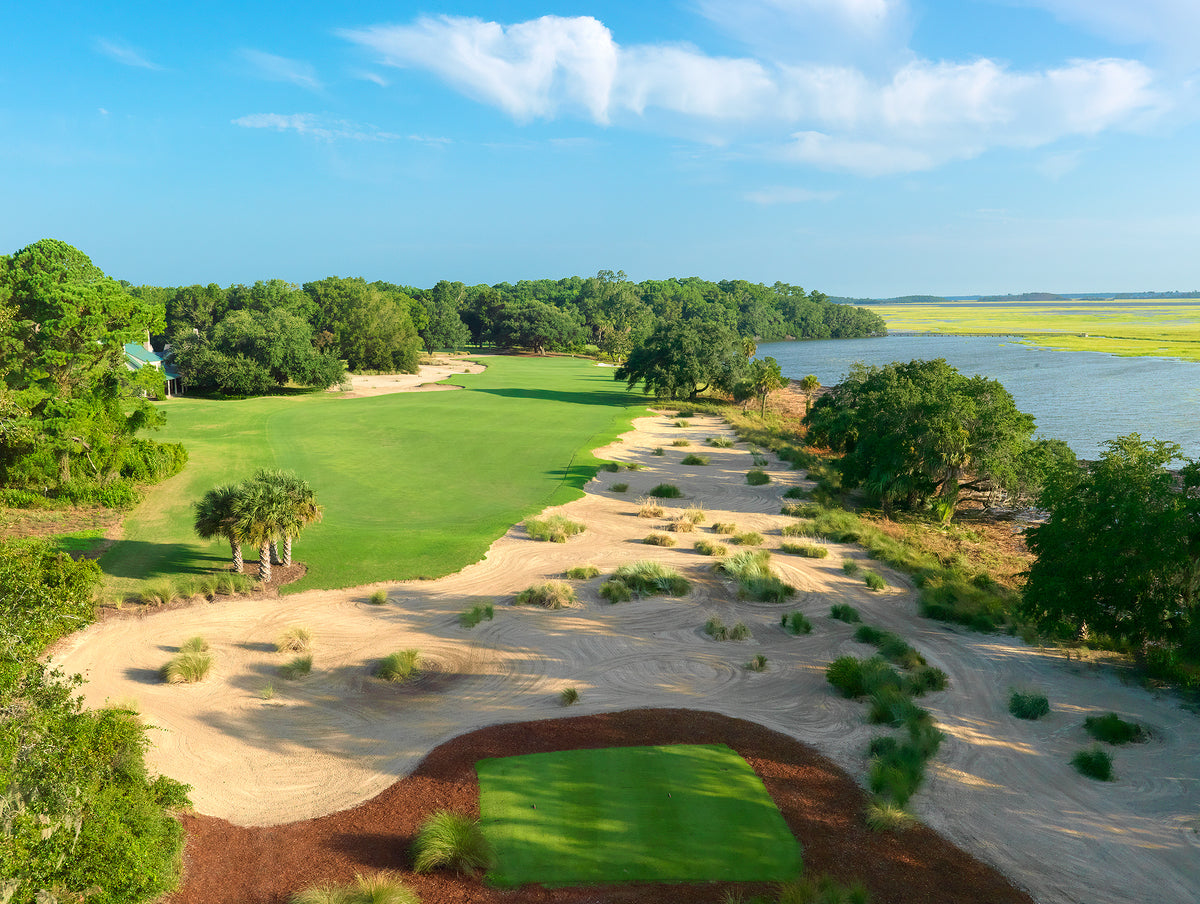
471,386,640,407
100,540,226,578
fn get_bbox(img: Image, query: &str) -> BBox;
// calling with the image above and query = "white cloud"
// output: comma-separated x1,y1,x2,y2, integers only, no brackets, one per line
240,49,322,91
616,45,777,119
744,185,839,204
232,113,399,141
1014,1,1200,60
784,131,938,175
94,38,162,70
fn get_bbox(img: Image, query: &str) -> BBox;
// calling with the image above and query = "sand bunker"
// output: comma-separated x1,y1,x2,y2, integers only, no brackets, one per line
51,413,1200,904
334,358,485,397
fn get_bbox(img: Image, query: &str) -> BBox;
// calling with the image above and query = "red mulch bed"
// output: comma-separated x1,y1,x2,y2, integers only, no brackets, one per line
169,709,1034,904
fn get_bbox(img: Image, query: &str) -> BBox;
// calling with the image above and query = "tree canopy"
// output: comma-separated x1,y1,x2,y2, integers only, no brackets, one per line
804,358,1038,519
1021,434,1200,648
614,320,751,399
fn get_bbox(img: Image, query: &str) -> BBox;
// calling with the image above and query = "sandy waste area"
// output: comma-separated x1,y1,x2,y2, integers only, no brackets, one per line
51,369,1200,904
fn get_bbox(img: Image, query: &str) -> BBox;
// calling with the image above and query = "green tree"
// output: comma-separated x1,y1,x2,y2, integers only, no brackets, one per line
746,356,786,417
798,374,820,415
1021,434,1200,648
421,280,471,352
233,478,292,582
615,320,750,399
303,277,421,373
192,483,246,573
248,469,323,567
492,299,582,354
804,358,1036,520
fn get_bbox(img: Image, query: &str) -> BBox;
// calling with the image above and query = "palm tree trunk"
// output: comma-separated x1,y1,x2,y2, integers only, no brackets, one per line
282,535,293,567
258,542,272,582
229,538,243,574
270,540,280,565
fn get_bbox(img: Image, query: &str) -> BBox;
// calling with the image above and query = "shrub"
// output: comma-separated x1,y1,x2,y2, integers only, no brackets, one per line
746,469,770,486
599,578,633,603
669,518,695,533
781,541,828,558
728,622,751,641
650,483,683,498
515,581,577,609
695,539,728,556
705,617,728,640
1009,690,1050,720
599,461,621,472
678,505,705,524
674,419,690,428
611,560,690,596
161,650,213,684
842,560,860,576
868,687,925,727
1084,712,1147,745
675,409,696,418
276,626,312,653
711,522,738,535
637,496,665,518
830,604,861,623
681,453,710,466
643,532,677,547
782,486,810,499
708,436,734,448
652,447,664,456
367,589,388,604
560,687,580,706
731,531,764,546
863,571,887,591
459,602,495,628
524,515,586,543
611,482,629,493
1071,747,1114,781
279,654,313,680
566,564,601,580
864,799,917,833
671,439,690,447
906,666,949,695
781,611,812,635
412,811,494,875
376,649,420,682
745,654,768,672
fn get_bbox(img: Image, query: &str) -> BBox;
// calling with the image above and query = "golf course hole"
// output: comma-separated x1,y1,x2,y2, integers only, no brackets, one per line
476,743,803,887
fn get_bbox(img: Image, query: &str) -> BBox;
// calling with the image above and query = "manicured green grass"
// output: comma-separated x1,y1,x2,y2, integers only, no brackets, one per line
477,744,802,887
102,357,647,596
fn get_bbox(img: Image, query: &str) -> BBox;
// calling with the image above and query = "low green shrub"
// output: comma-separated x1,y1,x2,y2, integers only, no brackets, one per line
412,811,494,875
376,649,420,682
279,654,313,680
681,453,710,466
711,522,738,535
830,603,861,623
1083,712,1147,745
745,654,768,672
918,575,1013,633
868,686,926,727
780,541,828,558
524,515,586,543
906,665,949,695
599,461,620,472
650,483,683,498
731,531,764,546
366,588,388,606
560,687,580,706
708,436,734,448
853,625,927,669
675,409,696,418
864,799,916,834
780,522,814,537
863,571,887,591
705,616,728,640
459,602,495,628
1071,747,1114,781
652,447,664,456
276,626,312,653
161,650,213,684
611,560,690,597
611,482,629,493
139,578,182,606
566,564,601,579
746,469,770,486
1009,690,1050,720
643,532,677,547
842,560,860,576
515,580,577,609
599,578,633,603
781,611,812,635
782,486,810,499
728,622,751,641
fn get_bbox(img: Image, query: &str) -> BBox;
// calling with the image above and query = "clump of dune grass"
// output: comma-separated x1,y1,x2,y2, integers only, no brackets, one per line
842,559,861,576
515,581,577,609
412,811,494,875
1083,712,1146,744
707,436,734,448
863,570,887,591
781,611,812,635
652,447,664,456
279,655,313,680
745,654,768,672
680,504,706,524
566,564,601,580
694,539,727,556
675,408,696,418
854,625,927,670
1071,747,1114,781
179,636,209,653
752,453,769,467
830,603,861,623
669,518,695,533
291,871,421,904
599,579,633,603
1009,689,1050,720
649,483,683,498
730,531,764,547
643,532,677,547
705,617,729,640
781,541,828,558
139,578,182,607
718,550,795,602
599,461,620,472
376,649,420,682
711,522,738,535
611,560,690,597
865,799,917,833
459,602,495,628
681,454,710,466
524,515,586,543
276,626,312,653
637,496,664,518
781,501,820,517
673,419,690,428
781,522,811,537
259,683,275,700
782,486,810,499
611,482,629,493
560,687,580,706
625,462,643,471
776,875,870,904
161,649,213,684
746,469,770,486
671,439,690,447
368,590,388,605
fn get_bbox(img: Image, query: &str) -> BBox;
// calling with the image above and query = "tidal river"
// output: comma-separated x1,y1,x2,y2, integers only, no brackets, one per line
759,335,1200,460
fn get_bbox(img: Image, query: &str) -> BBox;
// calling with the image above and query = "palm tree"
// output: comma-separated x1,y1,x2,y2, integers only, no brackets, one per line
799,374,821,416
193,483,245,573
248,469,324,568
234,478,293,582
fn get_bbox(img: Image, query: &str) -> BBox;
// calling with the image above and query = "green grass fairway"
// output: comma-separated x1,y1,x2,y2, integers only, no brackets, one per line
102,356,646,596
476,744,803,888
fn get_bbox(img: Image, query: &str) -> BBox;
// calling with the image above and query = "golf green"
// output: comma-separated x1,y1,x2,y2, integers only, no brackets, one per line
476,744,803,887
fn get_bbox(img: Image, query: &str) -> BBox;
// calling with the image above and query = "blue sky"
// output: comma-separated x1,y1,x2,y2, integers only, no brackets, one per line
4,1,1199,296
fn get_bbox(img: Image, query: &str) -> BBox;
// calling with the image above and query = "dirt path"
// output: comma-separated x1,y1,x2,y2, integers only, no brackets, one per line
51,412,1200,904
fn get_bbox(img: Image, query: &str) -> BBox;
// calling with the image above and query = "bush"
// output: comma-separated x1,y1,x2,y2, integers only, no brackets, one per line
1009,690,1050,720
731,531,764,546
781,611,812,635
1083,712,1147,745
1071,747,1114,781
868,687,925,727
781,541,828,558
745,654,768,672
695,539,728,556
637,496,665,518
515,580,577,609
459,602,495,627
708,436,734,448
711,522,738,535
830,603,861,623
675,409,696,418
650,483,683,498
560,687,580,706
681,454,710,466
611,482,629,493
279,654,313,680
524,515,586,543
669,518,695,533
566,564,601,580
412,810,494,874
139,578,182,606
276,626,312,653
611,560,690,597
842,559,860,576
907,666,949,695
863,571,887,591
643,532,677,547
162,650,213,684
599,578,633,603
746,469,770,486
376,649,421,682
782,486,810,499
367,590,388,605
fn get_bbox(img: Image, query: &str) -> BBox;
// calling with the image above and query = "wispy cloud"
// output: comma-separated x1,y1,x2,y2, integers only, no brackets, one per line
232,113,399,141
240,49,322,91
338,12,1166,176
744,186,839,204
1014,1,1200,61
94,38,162,70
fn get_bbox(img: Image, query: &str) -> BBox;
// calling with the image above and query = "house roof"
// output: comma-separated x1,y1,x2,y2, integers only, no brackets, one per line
124,342,181,380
